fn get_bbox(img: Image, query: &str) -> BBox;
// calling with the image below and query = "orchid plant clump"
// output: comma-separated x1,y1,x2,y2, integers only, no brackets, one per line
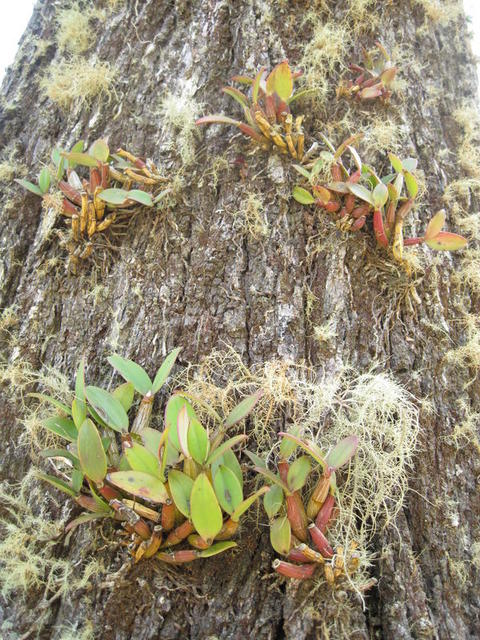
15,139,167,271
292,135,467,264
246,431,360,585
196,61,312,159
35,350,267,564
337,42,397,102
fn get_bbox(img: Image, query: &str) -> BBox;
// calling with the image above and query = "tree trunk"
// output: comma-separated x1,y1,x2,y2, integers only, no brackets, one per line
1,1,479,639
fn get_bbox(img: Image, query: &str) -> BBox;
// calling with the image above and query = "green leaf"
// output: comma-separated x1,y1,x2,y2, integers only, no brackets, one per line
190,473,223,543
424,209,446,240
152,347,182,393
263,485,284,519
62,151,99,168
425,231,468,251
112,382,135,412
388,152,403,174
127,190,154,207
15,179,43,196
222,86,249,108
39,448,79,466
253,466,290,494
278,433,326,468
231,486,269,522
401,157,418,173
252,66,266,104
125,443,161,478
269,60,293,100
187,418,209,464
88,139,110,163
381,173,396,185
77,419,107,484
165,395,198,451
279,426,301,459
286,88,317,104
326,181,350,194
42,416,77,442
71,469,84,492
292,164,312,181
211,449,243,488
224,389,263,428
38,167,51,194
292,186,315,205
29,393,72,415
270,516,291,555
372,182,389,208
107,470,169,503
87,483,113,512
37,472,77,497
168,469,194,517
85,386,129,433
65,512,109,533
74,359,87,425
213,465,243,514
198,541,237,557
326,435,359,470
206,435,247,466
404,171,418,198
244,449,266,468
286,456,311,492
98,188,130,205
142,427,163,458
347,183,374,206
72,399,87,430
52,147,62,167
107,355,152,395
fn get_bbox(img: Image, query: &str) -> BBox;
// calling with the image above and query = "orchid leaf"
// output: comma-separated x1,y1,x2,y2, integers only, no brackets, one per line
190,473,223,543
108,355,152,395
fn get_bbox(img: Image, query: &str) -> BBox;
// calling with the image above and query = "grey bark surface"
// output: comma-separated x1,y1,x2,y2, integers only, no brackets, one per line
0,1,479,639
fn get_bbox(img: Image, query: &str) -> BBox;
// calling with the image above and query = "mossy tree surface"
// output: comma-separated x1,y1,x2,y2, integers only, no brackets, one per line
0,1,479,639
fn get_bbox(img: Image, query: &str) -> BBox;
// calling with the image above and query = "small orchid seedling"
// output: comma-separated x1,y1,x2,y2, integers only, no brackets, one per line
35,351,267,565
337,42,397,102
293,137,468,266
246,433,360,585
196,61,311,159
15,139,167,272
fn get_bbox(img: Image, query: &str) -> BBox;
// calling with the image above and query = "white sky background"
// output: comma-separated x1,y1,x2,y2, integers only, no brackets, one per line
0,1,479,82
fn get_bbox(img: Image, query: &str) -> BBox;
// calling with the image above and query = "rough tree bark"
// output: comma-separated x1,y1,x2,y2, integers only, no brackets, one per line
0,1,479,639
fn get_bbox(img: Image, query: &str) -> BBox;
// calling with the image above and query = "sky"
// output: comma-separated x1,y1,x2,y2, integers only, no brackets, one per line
0,1,479,82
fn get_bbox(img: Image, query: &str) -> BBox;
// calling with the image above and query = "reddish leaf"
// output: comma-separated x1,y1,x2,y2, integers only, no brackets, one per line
425,231,468,251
